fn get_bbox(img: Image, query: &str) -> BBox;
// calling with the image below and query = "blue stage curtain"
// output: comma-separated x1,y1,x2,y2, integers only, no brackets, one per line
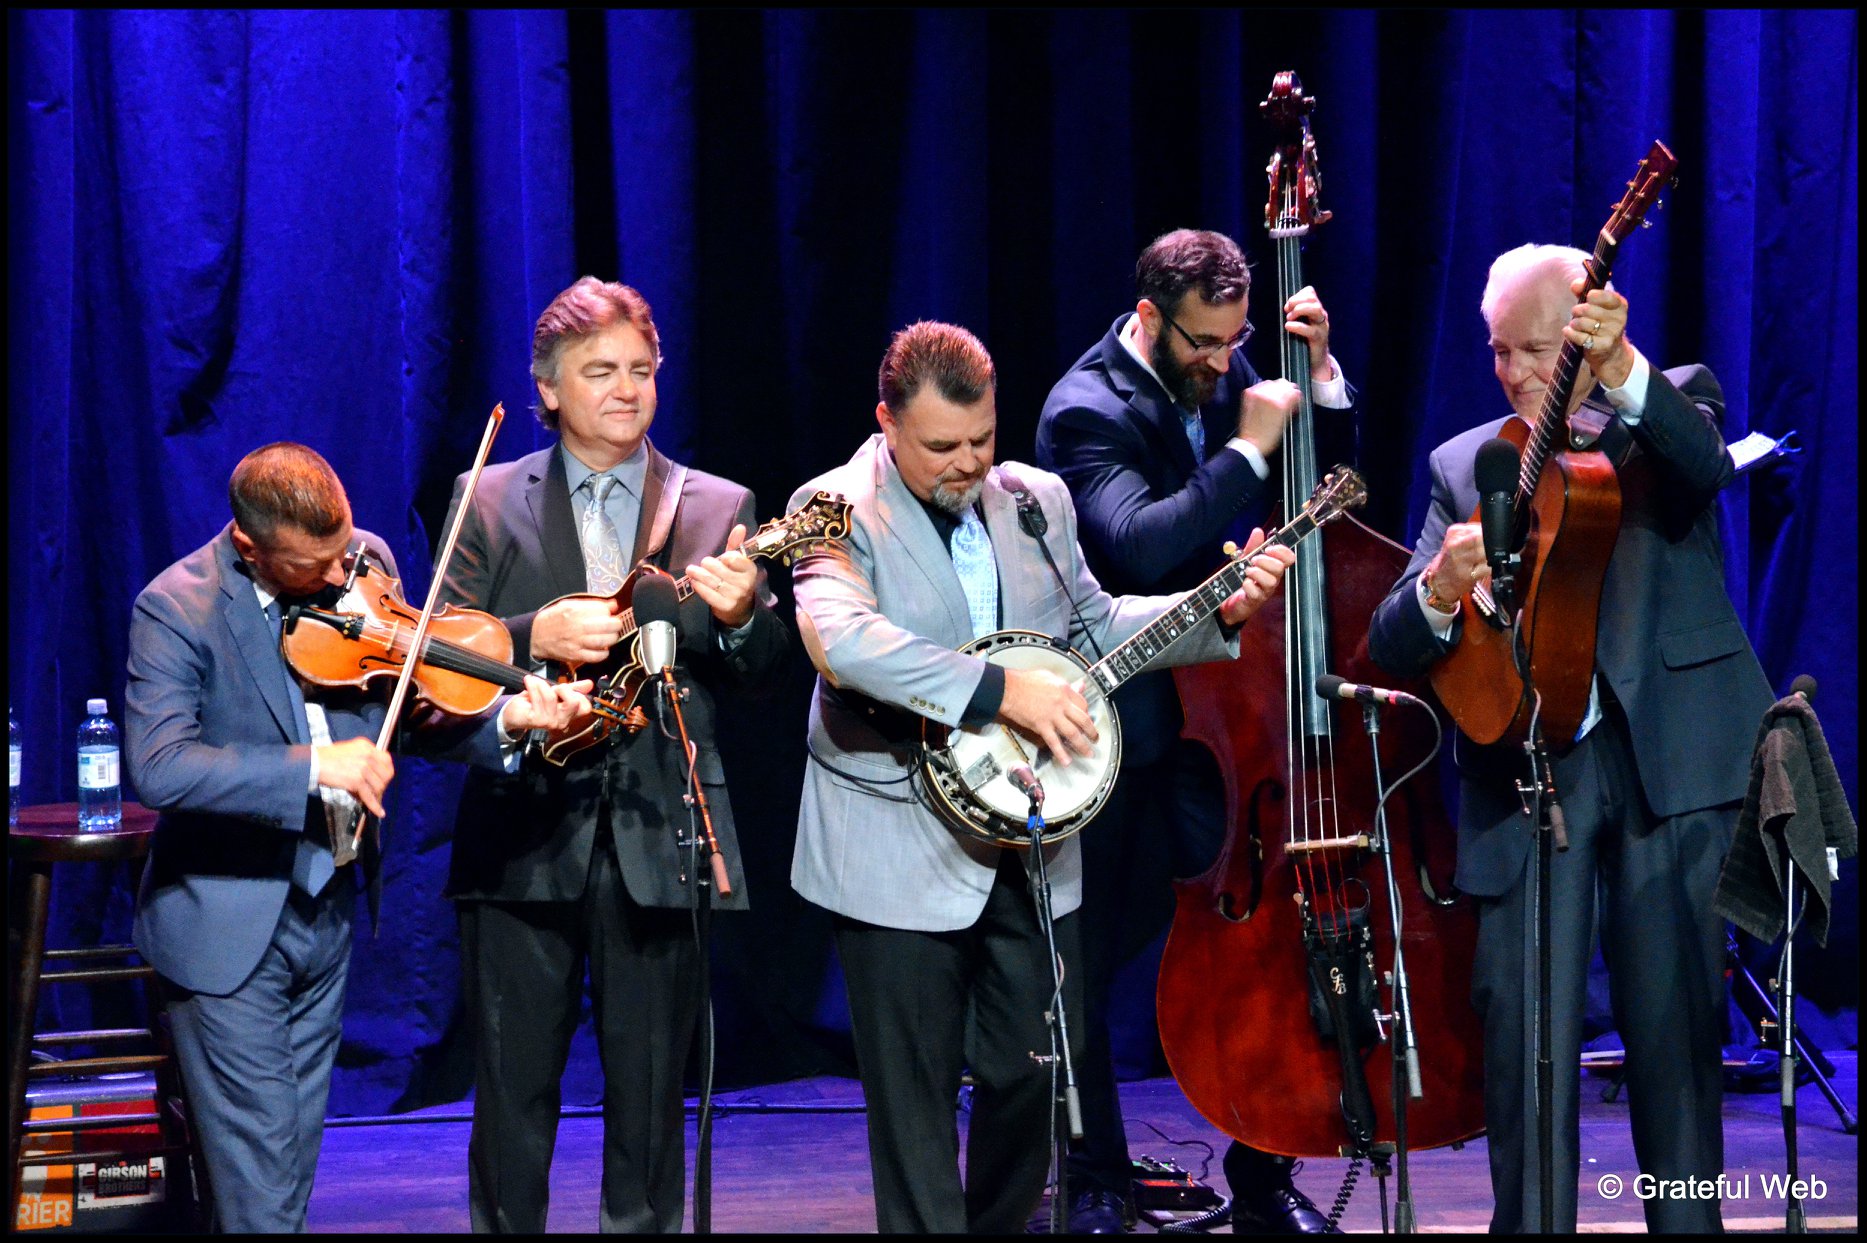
8,8,1855,1115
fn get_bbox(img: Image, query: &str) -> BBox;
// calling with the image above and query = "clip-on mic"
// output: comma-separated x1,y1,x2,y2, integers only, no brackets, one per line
632,571,732,898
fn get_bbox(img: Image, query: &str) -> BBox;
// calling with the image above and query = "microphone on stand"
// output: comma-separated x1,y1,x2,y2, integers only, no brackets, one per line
632,571,732,898
1315,673,1425,709
1475,437,1522,614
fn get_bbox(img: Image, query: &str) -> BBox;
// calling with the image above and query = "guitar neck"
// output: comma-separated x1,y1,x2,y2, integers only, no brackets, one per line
1086,507,1322,697
1516,233,1621,512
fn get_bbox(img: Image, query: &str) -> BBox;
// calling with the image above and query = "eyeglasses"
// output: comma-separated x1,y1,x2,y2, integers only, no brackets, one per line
1154,304,1253,359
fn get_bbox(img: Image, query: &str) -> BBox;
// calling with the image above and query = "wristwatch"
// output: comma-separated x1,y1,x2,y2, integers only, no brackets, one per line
1423,575,1460,616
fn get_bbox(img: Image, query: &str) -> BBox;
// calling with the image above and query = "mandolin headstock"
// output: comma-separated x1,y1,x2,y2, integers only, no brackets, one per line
744,491,854,566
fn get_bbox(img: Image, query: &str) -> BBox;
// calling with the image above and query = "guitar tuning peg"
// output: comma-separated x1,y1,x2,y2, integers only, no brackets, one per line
1221,540,1240,558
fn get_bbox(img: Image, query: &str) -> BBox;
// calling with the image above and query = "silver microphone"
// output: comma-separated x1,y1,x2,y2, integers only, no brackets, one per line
633,573,681,678
1008,763,1045,808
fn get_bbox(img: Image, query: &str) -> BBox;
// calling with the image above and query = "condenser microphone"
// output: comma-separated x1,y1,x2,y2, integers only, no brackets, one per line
1475,437,1522,574
1315,673,1425,709
633,572,681,679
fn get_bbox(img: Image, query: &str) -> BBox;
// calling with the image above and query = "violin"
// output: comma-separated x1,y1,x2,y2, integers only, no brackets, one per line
281,548,640,730
281,490,853,767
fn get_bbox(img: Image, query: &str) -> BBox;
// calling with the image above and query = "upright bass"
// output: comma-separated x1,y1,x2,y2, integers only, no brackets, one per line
1156,73,1486,1161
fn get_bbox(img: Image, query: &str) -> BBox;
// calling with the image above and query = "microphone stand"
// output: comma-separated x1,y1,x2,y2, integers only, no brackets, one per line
1019,789,1083,1235
1496,565,1566,1236
1358,699,1421,1233
1777,862,1806,1234
653,663,732,1235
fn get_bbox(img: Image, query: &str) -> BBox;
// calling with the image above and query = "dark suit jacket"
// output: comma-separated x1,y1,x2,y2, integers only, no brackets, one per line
1036,314,1353,763
1368,365,1774,896
127,525,503,995
436,441,788,909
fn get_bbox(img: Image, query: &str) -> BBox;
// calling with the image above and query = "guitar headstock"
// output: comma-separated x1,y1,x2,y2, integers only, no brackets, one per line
1304,465,1368,525
1261,70,1332,233
1604,140,1678,244
744,491,854,566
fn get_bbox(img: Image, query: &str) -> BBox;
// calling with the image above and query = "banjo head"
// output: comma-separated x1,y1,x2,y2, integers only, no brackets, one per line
923,630,1123,848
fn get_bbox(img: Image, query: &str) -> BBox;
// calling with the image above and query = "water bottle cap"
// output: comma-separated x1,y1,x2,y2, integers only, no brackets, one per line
87,698,108,716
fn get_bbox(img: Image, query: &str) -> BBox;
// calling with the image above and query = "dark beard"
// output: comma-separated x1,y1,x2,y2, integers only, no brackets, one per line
1148,331,1220,408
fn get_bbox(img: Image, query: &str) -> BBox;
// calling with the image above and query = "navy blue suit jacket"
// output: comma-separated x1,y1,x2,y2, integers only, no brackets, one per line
1037,315,1353,762
127,525,505,995
1367,366,1774,895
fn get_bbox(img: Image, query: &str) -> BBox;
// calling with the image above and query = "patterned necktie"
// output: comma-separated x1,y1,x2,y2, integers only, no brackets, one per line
268,599,336,896
948,506,999,640
581,473,627,594
1181,408,1207,464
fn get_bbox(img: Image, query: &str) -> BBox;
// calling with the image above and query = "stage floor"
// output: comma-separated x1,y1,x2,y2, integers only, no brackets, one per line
309,1054,1857,1233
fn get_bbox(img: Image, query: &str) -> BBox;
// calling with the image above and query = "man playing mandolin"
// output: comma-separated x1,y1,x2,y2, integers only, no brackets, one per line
1368,245,1773,1231
786,320,1296,1233
433,277,791,1232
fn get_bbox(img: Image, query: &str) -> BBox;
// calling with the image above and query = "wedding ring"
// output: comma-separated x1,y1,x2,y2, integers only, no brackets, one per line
1583,334,1595,351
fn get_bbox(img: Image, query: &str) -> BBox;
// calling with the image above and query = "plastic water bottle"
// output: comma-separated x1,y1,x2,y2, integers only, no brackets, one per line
9,705,19,828
77,698,121,831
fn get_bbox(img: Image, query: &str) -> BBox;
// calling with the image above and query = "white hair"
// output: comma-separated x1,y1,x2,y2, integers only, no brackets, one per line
1480,244,1598,326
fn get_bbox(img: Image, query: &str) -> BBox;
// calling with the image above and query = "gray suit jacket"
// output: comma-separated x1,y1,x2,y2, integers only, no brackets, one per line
788,435,1239,931
1368,365,1774,896
127,525,505,995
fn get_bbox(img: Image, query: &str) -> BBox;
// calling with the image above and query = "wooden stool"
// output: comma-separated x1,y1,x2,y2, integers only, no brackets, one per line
8,802,206,1228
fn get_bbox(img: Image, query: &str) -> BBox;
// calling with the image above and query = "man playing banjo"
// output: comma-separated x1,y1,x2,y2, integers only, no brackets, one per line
784,320,1295,1233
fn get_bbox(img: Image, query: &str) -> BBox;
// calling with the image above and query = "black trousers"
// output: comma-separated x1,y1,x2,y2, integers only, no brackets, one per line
1473,702,1732,1233
458,837,700,1233
835,852,1086,1234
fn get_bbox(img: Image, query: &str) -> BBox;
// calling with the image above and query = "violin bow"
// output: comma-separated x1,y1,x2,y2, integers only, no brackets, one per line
332,402,506,864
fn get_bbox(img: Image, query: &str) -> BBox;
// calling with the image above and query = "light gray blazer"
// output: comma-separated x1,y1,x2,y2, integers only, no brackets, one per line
788,435,1238,932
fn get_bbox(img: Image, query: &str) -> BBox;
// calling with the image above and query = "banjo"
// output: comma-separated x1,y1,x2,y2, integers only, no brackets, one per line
922,467,1367,847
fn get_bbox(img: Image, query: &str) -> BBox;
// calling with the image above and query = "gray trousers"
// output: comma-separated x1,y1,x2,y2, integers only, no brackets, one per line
162,881,354,1233
1473,704,1732,1233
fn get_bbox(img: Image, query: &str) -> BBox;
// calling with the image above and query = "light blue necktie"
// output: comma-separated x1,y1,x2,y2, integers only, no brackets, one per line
268,599,335,896
949,507,999,640
581,473,627,594
1181,408,1207,464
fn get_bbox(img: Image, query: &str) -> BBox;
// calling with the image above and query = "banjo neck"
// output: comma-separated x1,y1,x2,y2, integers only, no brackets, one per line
1083,476,1353,700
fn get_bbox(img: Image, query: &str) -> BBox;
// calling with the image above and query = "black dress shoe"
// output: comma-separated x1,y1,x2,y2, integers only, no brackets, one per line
1231,1180,1337,1234
1067,1186,1132,1234
1225,1146,1337,1235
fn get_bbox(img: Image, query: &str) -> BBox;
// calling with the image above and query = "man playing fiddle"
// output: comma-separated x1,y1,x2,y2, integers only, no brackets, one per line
126,440,589,1232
